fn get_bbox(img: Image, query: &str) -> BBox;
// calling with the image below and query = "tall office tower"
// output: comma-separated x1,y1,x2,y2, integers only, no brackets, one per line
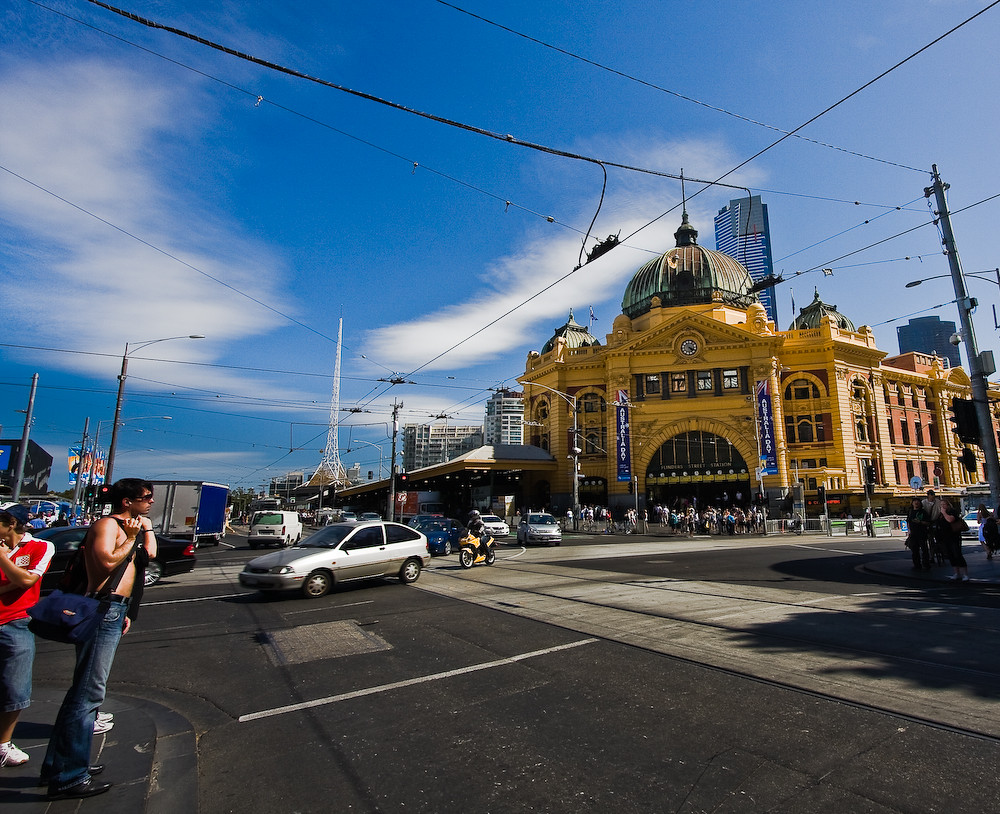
897,316,961,368
402,423,484,471
484,389,524,445
715,195,778,325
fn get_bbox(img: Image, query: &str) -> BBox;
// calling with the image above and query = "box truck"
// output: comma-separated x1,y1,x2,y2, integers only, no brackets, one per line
148,481,230,546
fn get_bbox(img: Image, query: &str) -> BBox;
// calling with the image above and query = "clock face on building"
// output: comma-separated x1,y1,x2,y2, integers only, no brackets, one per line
680,338,699,356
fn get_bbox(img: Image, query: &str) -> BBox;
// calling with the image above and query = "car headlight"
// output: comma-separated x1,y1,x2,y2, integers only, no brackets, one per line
270,565,294,575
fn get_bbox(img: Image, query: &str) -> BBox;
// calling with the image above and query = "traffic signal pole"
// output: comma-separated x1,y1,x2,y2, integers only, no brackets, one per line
926,165,1000,509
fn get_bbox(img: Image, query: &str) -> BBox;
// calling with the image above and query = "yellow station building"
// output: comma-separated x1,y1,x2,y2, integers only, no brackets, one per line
518,212,998,518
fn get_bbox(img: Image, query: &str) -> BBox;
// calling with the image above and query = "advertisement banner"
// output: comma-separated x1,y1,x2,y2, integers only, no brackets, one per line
615,389,632,482
67,446,82,486
68,445,103,486
755,380,779,475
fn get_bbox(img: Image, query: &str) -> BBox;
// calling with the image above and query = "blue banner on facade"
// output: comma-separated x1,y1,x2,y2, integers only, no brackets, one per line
755,380,779,475
616,389,632,482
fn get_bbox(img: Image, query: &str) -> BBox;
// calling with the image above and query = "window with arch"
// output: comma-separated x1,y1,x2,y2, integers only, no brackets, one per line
784,379,821,400
785,414,826,444
580,393,606,413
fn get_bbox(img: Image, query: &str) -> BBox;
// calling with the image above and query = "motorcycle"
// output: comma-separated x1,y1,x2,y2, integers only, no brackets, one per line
458,532,496,569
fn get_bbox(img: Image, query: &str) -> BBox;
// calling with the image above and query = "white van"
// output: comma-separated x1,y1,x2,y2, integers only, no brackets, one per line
248,511,303,549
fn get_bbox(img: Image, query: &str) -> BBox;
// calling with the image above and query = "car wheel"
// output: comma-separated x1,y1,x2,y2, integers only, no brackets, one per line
302,570,332,598
398,558,421,584
144,560,163,587
485,548,496,565
444,541,452,556
459,547,475,569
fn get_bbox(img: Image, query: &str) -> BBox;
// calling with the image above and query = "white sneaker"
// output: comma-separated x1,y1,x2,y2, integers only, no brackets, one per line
93,718,114,734
0,741,30,767
96,712,114,725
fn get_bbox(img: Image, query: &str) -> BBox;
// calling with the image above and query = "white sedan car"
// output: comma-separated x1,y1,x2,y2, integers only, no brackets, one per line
517,513,562,546
480,514,510,537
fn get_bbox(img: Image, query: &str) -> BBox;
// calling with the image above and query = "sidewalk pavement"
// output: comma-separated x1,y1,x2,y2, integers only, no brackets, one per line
0,688,196,813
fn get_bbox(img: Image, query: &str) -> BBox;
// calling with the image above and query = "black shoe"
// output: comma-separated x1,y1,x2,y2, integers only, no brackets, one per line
46,776,112,799
38,764,105,787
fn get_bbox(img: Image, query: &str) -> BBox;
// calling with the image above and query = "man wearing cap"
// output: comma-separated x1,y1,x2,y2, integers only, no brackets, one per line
0,504,54,768
40,479,156,800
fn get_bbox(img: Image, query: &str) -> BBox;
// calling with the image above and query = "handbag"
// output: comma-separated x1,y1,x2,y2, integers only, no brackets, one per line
28,525,141,644
950,516,970,534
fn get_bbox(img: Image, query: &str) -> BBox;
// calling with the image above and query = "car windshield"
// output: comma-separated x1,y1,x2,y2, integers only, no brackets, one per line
415,520,448,532
527,514,556,525
481,516,503,523
300,525,356,548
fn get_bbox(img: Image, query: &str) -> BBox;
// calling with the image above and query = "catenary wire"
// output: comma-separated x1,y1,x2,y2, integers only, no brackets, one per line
434,0,927,174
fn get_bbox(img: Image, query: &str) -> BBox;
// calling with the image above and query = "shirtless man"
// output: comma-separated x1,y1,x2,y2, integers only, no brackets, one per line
41,479,156,800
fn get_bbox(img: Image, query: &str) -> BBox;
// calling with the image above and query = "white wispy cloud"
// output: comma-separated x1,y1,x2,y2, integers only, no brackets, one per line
0,58,294,394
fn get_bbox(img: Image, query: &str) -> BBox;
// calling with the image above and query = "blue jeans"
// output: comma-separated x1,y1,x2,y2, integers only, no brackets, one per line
41,600,126,789
0,617,35,712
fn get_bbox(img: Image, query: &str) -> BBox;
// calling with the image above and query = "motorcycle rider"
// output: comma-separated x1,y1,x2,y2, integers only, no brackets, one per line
467,510,489,559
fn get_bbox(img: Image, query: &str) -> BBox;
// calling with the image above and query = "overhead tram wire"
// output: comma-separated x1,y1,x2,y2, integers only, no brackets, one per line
434,0,926,174
628,0,1000,246
58,1,999,382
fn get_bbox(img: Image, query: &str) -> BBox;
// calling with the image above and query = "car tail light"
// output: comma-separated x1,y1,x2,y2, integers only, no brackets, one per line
183,544,196,556
281,526,286,535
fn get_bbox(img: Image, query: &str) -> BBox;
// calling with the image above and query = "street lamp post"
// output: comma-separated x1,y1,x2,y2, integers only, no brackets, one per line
347,439,387,480
106,335,203,482
525,383,580,516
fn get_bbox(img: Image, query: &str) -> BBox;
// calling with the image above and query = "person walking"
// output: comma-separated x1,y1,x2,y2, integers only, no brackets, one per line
938,499,969,582
0,505,54,768
40,479,157,800
904,498,931,571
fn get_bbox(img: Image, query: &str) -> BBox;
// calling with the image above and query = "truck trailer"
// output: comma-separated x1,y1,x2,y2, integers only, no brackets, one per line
148,480,230,546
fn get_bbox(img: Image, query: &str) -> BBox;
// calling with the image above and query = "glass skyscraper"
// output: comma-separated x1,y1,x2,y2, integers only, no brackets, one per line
715,195,778,325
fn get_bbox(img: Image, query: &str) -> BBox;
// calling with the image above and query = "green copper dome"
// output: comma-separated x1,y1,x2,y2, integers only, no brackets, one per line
622,213,756,318
541,309,601,353
788,288,856,331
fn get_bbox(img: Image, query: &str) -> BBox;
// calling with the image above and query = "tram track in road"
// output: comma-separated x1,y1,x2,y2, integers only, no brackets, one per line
419,554,1000,741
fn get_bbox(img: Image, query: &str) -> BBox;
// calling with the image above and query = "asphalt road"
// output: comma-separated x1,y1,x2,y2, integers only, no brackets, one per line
21,530,1000,813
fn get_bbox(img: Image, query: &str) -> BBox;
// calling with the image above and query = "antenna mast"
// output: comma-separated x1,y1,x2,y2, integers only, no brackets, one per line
311,317,347,488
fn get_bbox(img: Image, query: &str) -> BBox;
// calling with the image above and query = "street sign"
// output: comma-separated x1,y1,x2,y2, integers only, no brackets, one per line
910,476,923,491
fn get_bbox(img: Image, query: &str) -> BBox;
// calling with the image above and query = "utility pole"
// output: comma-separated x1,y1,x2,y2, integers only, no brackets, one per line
926,165,1000,509
11,373,38,502
387,400,402,521
72,417,90,517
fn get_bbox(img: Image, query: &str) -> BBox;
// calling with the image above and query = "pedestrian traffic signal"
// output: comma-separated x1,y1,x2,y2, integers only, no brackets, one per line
817,485,826,503
950,397,981,445
960,447,978,473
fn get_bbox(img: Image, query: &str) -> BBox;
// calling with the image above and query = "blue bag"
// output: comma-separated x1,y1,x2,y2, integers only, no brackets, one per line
27,590,107,644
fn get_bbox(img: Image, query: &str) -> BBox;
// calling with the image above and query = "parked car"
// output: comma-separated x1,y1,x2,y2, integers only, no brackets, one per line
32,525,196,589
480,514,510,537
248,510,303,549
517,513,562,546
358,512,382,522
961,507,995,540
411,517,466,555
338,511,358,522
238,520,430,598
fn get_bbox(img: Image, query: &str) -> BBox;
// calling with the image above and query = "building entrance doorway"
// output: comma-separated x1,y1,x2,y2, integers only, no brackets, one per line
644,430,754,509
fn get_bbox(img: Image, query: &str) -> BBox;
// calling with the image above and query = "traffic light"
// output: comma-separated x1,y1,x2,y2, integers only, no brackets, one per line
863,464,876,486
950,397,982,445
395,471,409,489
817,485,826,503
960,447,978,473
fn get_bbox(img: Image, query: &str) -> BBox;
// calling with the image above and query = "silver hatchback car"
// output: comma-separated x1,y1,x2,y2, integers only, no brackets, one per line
517,513,562,546
238,521,430,598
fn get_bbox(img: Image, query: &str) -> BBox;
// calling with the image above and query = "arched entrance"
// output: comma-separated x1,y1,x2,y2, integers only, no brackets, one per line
645,430,752,508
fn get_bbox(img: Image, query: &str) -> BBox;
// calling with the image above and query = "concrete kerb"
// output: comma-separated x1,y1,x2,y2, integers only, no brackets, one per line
0,687,197,813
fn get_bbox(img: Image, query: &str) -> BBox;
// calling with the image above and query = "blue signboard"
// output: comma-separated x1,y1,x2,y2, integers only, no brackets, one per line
616,389,632,482
755,380,778,475
0,445,10,471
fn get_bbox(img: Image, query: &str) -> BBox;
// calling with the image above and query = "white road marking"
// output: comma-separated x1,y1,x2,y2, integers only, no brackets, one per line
239,637,598,722
143,593,247,606
283,600,375,616
788,544,863,556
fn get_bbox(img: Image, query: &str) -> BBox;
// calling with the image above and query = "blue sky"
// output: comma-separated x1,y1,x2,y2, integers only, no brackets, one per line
3,0,1000,494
